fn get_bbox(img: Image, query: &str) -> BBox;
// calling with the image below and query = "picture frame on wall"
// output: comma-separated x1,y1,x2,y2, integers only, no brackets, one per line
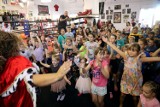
110,10,113,14
29,11,33,17
99,2,104,14
127,8,131,14
107,15,110,20
125,4,129,8
106,15,112,20
123,15,129,23
101,13,105,19
38,5,49,15
122,9,126,14
113,12,121,23
110,15,112,20
106,10,109,14
131,12,137,19
114,5,121,10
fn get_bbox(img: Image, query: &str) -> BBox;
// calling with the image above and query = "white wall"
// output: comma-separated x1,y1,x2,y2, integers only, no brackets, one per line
27,0,84,20
101,0,160,30
0,2,27,15
63,0,83,15
27,0,63,20
83,0,99,14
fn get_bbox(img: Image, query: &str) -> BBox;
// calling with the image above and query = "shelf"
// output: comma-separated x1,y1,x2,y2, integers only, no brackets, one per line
75,14,99,18
0,20,57,23
12,26,57,33
0,14,20,16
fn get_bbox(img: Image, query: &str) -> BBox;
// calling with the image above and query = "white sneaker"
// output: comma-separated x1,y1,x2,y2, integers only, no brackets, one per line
57,94,61,101
59,94,65,101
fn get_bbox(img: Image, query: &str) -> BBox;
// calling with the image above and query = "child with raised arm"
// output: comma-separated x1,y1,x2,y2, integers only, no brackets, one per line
63,37,79,83
81,33,99,62
74,57,91,96
103,46,114,99
83,47,110,107
107,35,119,92
63,37,78,62
102,36,160,107
40,54,71,101
137,81,160,107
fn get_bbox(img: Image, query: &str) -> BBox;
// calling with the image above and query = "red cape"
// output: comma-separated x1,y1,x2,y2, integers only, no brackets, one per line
0,56,34,107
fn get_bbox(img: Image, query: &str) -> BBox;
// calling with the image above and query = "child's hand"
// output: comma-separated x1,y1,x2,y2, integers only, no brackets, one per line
102,36,108,43
84,54,88,59
98,40,102,45
39,60,43,64
79,63,84,68
84,54,89,63
74,55,79,60
98,62,102,68
63,49,66,54
67,80,71,85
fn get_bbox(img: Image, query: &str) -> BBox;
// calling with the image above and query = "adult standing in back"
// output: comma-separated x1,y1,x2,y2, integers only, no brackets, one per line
58,11,70,33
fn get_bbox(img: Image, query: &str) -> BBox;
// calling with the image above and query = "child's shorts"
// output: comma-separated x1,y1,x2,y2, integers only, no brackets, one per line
91,83,107,96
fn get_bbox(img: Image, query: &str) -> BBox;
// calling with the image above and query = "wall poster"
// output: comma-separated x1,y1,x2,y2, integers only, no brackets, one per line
38,5,49,15
113,12,121,23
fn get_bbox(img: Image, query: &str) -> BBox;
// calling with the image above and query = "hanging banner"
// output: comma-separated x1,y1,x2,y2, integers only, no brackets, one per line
38,5,49,15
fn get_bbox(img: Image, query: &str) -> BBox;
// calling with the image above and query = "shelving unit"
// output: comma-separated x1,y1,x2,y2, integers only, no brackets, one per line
69,15,99,27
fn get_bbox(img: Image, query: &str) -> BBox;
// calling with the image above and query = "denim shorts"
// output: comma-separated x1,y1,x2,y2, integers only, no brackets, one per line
91,83,107,96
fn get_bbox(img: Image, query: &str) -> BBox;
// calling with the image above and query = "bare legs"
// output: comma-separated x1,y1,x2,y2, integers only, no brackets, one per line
133,96,139,107
119,93,139,107
92,94,105,107
119,93,126,107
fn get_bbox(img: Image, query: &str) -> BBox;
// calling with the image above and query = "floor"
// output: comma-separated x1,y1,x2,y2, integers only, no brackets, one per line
37,78,135,107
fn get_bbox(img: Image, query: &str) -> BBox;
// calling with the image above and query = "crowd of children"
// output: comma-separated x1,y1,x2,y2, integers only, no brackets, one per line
8,20,160,107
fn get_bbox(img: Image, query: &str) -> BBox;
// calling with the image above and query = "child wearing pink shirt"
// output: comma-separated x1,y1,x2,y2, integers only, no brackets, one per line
138,81,160,107
83,47,110,107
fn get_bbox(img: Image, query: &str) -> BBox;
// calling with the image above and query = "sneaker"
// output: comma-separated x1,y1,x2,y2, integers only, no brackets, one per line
57,94,61,101
59,94,65,101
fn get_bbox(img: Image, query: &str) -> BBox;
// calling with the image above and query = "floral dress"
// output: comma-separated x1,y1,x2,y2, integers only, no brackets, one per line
120,53,143,96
